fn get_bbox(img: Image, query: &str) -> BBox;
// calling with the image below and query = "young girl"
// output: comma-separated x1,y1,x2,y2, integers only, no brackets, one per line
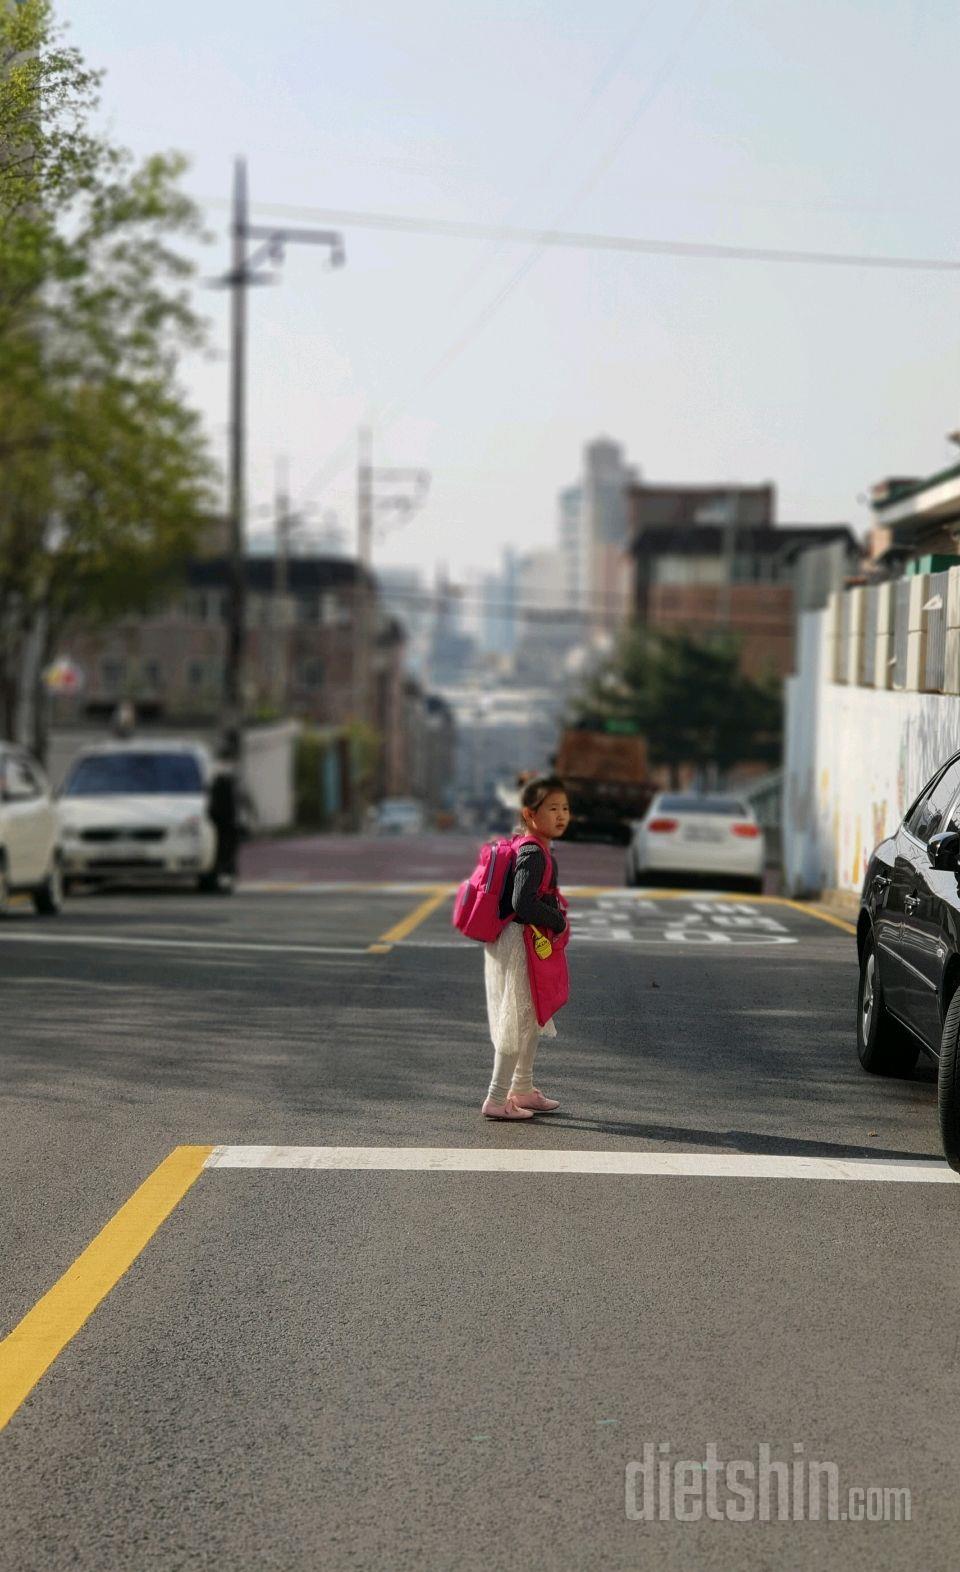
482,774,571,1120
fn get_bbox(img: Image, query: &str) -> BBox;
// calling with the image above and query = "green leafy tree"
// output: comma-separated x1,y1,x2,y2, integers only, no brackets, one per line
0,0,214,753
575,628,782,786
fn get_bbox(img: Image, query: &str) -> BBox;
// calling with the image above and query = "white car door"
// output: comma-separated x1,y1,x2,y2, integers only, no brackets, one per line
2,753,51,885
24,754,57,878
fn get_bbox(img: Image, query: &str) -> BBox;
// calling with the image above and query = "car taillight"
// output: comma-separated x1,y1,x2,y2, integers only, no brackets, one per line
731,822,760,838
647,818,678,833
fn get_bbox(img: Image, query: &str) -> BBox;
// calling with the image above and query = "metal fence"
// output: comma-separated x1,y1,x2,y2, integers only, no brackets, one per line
891,578,911,688
924,570,949,691
861,585,878,685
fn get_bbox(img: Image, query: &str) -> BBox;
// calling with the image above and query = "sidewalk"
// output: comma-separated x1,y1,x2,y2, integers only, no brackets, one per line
811,888,860,920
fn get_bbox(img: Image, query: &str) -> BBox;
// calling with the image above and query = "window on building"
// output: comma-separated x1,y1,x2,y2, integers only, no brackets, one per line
143,661,161,688
101,659,125,688
693,496,737,526
297,595,320,625
187,661,205,688
298,659,324,689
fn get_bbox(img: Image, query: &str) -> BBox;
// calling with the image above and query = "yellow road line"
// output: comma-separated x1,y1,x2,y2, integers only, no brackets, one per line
776,899,858,936
0,1144,212,1432
569,887,859,934
369,885,455,952
571,887,786,902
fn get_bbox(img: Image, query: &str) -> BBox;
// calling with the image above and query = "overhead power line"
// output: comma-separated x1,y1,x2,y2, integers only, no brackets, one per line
377,586,636,617
201,196,960,274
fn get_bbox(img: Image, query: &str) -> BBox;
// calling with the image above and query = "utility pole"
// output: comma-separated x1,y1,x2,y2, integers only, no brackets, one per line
355,426,374,732
273,455,292,709
351,429,430,820
719,493,738,634
215,158,345,754
224,159,248,747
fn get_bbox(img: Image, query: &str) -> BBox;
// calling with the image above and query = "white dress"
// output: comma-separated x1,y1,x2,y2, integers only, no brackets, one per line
484,920,557,1055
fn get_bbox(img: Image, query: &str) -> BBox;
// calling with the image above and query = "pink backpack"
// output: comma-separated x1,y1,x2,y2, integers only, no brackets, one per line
452,834,544,942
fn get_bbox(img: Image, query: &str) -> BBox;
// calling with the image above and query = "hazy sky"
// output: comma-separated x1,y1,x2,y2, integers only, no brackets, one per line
69,0,960,579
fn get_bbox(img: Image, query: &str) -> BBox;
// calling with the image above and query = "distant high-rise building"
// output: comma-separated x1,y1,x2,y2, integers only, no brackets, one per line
427,569,476,686
376,566,432,676
479,548,519,659
558,438,639,625
558,483,583,611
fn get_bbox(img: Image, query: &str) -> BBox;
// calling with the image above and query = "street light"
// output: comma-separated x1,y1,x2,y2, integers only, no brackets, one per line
211,159,344,753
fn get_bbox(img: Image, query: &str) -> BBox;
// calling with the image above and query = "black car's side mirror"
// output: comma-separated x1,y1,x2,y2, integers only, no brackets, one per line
928,830,960,871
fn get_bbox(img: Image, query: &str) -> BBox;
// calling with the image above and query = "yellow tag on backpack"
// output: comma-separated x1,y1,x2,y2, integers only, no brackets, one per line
531,925,553,960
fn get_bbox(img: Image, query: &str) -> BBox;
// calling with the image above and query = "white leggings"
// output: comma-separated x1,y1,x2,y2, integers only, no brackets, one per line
484,922,556,1103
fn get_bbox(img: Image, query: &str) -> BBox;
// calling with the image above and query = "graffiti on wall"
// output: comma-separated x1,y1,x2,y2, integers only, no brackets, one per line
789,672,960,895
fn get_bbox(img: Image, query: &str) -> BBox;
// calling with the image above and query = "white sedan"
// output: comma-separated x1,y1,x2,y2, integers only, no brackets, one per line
371,797,426,835
0,744,63,914
626,793,765,892
58,742,220,891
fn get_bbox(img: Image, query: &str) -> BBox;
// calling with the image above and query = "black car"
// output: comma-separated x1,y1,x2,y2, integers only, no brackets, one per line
858,749,960,1168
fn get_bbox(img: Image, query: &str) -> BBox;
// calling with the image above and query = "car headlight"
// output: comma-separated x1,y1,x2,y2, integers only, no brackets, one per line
178,816,203,839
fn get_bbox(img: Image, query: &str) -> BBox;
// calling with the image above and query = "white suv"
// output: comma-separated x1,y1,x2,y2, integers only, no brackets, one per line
58,741,219,890
0,745,63,914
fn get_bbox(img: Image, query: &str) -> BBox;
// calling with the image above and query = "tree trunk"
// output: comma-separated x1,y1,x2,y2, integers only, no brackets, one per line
0,603,21,741
0,669,16,741
30,611,56,766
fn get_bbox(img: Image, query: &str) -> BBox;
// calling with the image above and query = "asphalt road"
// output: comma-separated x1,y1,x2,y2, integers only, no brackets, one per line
239,829,632,885
1,867,957,1571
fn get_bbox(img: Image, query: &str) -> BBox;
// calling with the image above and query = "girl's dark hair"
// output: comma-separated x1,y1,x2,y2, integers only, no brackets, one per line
520,773,567,812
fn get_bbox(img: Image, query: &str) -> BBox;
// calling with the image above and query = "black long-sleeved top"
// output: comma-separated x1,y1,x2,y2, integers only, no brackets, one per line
498,840,566,934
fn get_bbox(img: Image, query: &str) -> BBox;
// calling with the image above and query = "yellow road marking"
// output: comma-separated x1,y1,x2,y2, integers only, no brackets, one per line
359,884,856,943
572,887,780,902
777,899,858,936
0,1144,212,1432
570,887,858,934
369,885,455,952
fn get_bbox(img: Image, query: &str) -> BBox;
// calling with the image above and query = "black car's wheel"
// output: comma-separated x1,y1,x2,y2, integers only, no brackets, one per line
857,932,919,1076
33,856,64,916
938,990,960,1171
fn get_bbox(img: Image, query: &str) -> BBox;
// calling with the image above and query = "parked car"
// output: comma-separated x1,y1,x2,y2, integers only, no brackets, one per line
625,793,765,891
58,741,222,892
856,749,960,1169
0,744,63,914
370,797,426,835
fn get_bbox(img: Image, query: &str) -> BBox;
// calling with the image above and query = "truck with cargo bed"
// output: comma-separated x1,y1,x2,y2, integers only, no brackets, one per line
554,725,655,843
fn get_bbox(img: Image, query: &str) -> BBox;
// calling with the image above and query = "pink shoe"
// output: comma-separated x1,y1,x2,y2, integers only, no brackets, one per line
482,1095,535,1120
510,1088,560,1112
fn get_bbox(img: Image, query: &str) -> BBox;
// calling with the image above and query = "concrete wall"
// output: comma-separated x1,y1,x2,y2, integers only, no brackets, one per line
784,609,960,895
241,721,301,831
